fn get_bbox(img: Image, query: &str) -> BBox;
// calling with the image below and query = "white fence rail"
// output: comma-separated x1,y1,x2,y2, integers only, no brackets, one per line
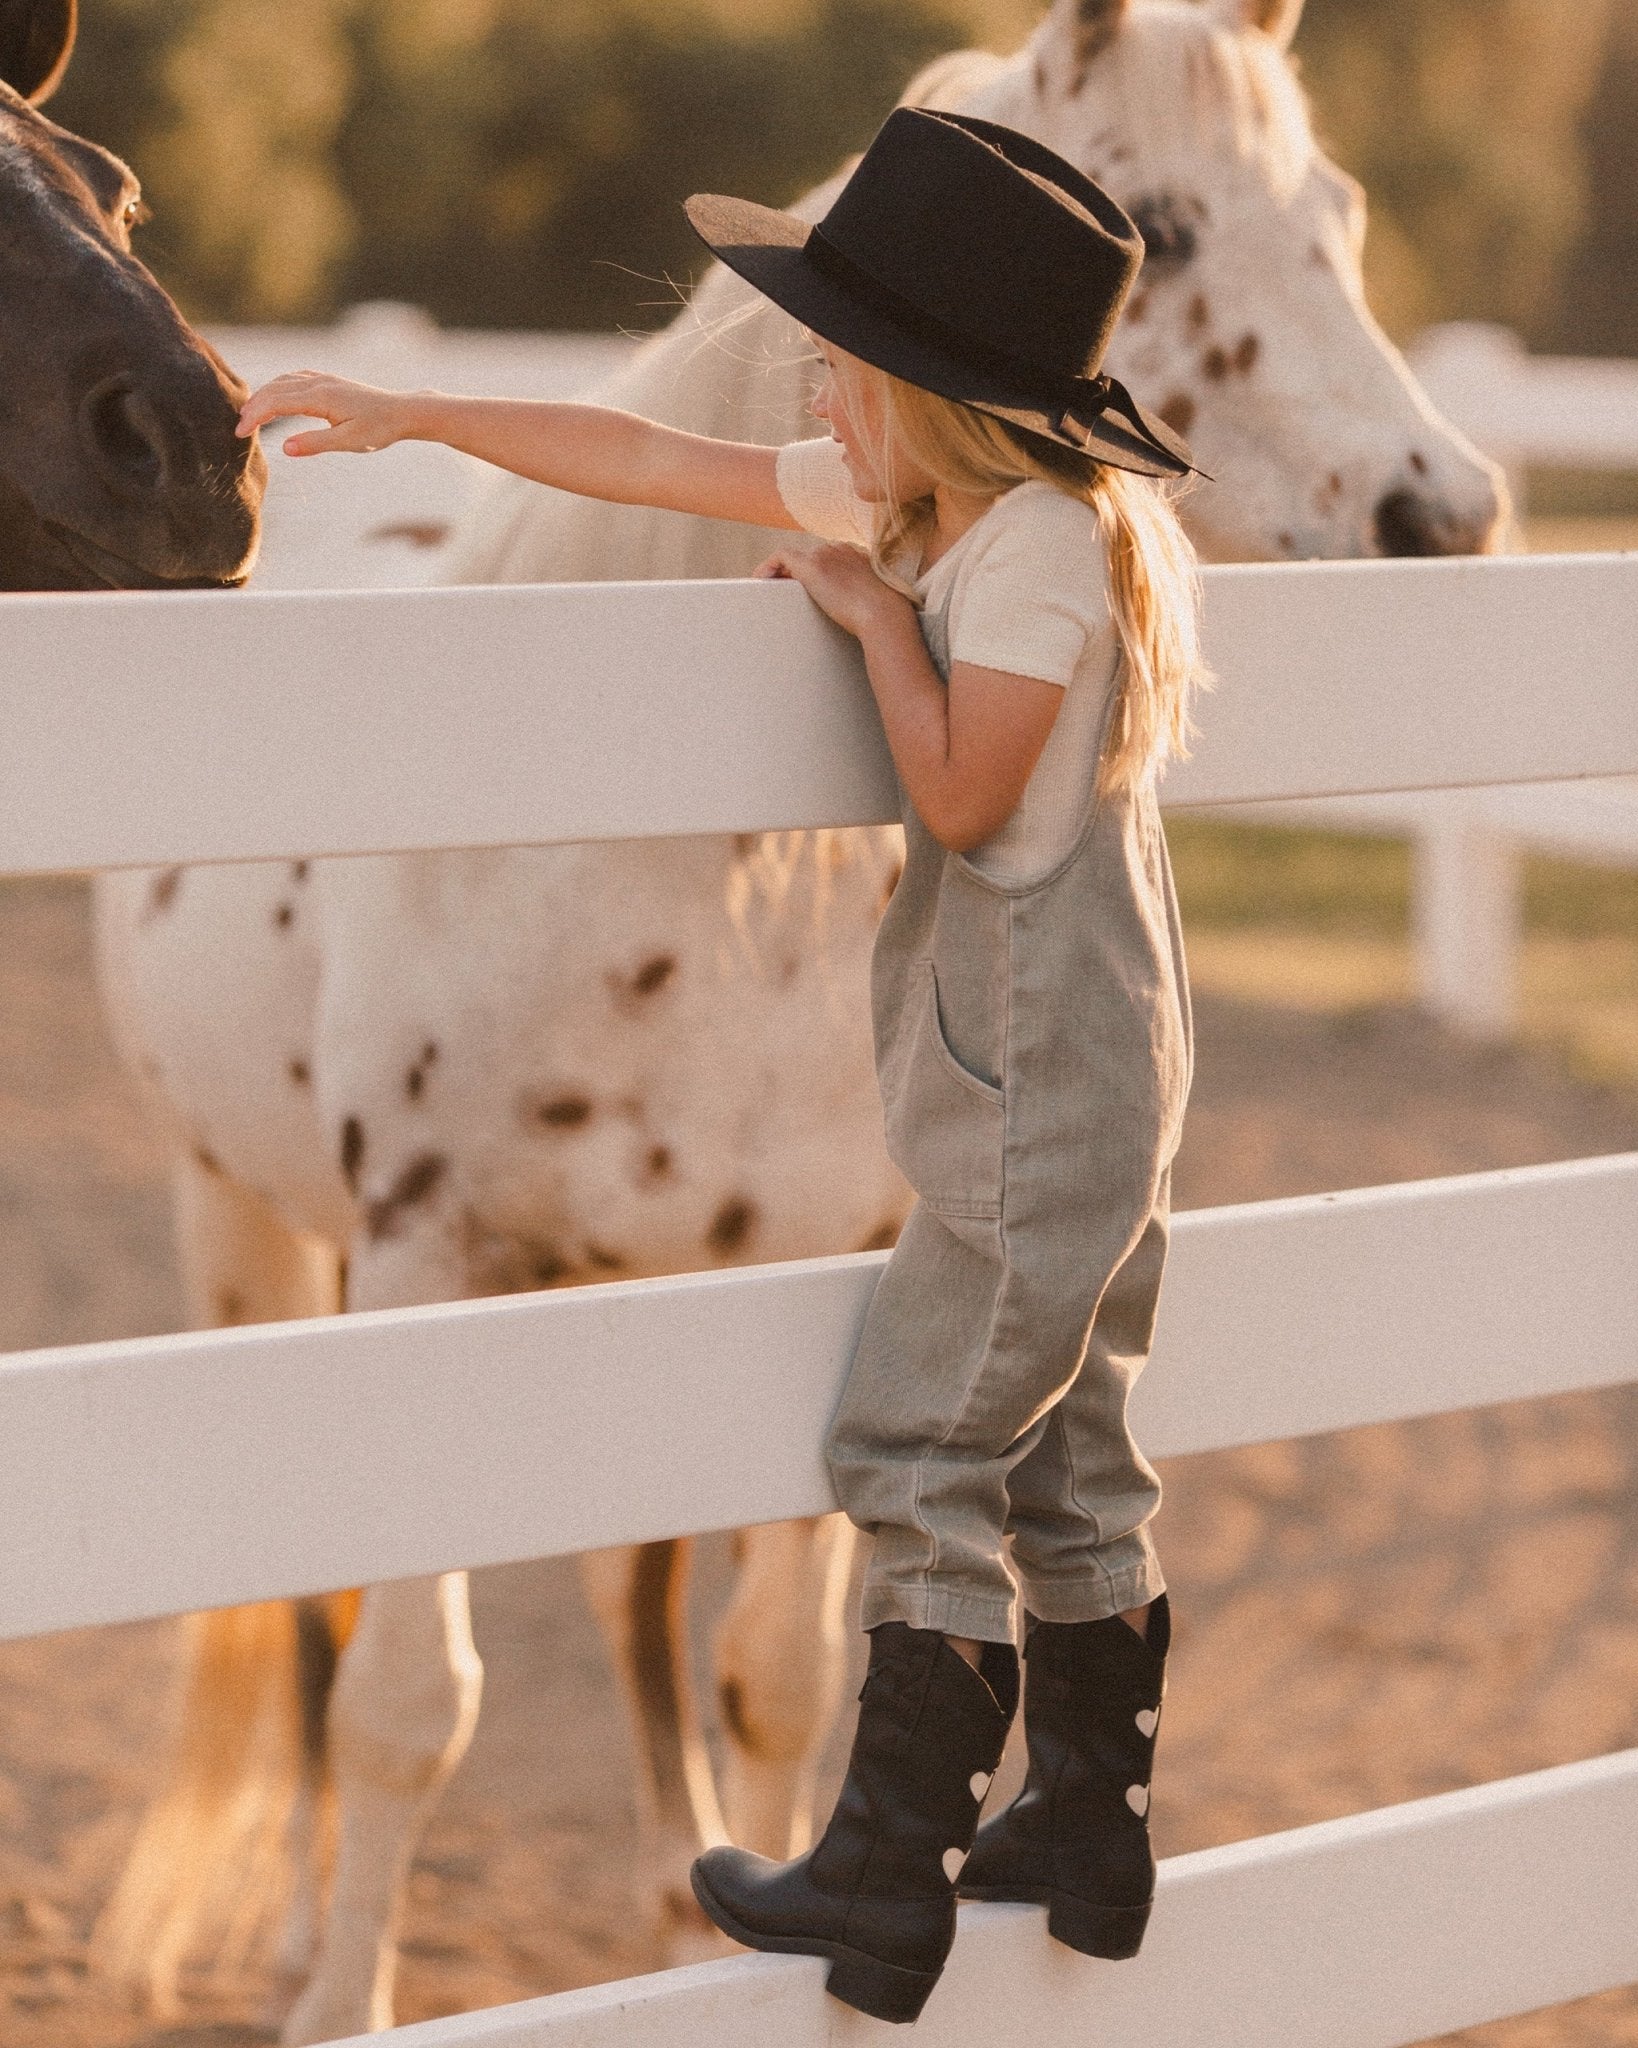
202,307,1638,1040
1288,324,1638,1036
5,553,1638,2044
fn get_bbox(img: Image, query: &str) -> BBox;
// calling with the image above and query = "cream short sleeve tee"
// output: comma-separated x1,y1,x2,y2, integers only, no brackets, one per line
775,435,1121,886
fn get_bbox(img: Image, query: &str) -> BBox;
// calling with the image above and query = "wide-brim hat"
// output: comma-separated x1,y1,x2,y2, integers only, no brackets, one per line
685,106,1197,480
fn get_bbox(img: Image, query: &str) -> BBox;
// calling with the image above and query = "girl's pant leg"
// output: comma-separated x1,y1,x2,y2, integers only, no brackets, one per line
827,1194,1164,1645
1005,1187,1171,1623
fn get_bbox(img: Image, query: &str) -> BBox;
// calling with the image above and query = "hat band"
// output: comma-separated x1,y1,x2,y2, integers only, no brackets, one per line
805,224,1107,419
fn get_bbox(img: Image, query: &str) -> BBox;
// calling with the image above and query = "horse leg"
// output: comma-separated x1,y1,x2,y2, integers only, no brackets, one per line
95,1151,342,2017
281,1572,481,2045
712,1515,855,1857
578,1542,729,1960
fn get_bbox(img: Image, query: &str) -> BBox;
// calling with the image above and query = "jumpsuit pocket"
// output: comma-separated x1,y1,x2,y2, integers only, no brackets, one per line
881,963,1005,1220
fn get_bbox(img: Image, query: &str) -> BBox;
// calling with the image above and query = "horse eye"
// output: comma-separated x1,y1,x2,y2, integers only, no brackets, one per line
121,195,150,231
1128,195,1197,272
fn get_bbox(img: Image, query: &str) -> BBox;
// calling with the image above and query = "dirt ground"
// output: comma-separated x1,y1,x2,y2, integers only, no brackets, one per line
4,874,1638,2047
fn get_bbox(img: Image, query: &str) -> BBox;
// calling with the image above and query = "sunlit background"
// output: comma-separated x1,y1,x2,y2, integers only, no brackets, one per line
6,5,1638,2045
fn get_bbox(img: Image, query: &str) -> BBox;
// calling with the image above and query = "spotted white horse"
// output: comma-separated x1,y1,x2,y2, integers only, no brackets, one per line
92,0,1504,2038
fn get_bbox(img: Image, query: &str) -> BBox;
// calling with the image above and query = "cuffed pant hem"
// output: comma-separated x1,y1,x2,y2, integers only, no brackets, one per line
1015,1552,1166,1626
859,1580,1018,1646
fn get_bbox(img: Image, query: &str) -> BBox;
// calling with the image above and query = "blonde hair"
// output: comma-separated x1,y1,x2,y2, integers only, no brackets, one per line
830,353,1207,795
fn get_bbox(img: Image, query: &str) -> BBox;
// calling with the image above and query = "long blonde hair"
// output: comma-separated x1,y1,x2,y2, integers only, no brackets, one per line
831,354,1207,795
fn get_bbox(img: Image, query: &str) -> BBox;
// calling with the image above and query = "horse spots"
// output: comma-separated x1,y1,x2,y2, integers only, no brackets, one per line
215,1288,247,1325
709,1197,757,1255
365,1151,448,1241
1124,290,1149,326
733,834,759,859
288,1057,311,1088
534,1094,593,1130
586,1242,627,1273
1327,471,1344,497
859,1219,902,1251
290,860,309,884
193,1144,223,1176
1277,531,1295,553
404,1043,438,1102
459,1213,572,1293
718,1675,755,1750
1159,392,1197,437
1204,335,1258,383
645,1144,674,1182
633,954,677,996
1032,54,1048,98
1187,293,1211,335
367,519,450,549
272,901,294,931
1309,241,1328,267
147,867,183,918
1409,450,1429,477
340,1116,365,1193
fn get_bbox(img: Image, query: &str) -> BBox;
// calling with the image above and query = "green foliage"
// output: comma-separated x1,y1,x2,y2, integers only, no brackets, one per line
46,0,1631,338
1167,819,1638,943
1292,0,1619,342
52,0,1010,324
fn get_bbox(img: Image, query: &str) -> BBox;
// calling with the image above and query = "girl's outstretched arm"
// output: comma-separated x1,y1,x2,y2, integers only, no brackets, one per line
235,371,799,531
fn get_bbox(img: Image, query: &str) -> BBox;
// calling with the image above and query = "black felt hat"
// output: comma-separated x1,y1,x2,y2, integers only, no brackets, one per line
685,106,1196,480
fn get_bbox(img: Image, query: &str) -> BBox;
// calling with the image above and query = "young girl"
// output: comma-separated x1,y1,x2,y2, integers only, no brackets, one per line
238,106,1203,2028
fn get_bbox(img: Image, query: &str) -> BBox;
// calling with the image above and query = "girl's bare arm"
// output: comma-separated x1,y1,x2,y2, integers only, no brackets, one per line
236,372,800,531
754,541,1061,853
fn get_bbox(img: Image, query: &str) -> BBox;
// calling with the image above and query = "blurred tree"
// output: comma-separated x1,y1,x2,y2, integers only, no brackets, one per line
1554,0,1638,354
1292,0,1618,342
46,0,1628,340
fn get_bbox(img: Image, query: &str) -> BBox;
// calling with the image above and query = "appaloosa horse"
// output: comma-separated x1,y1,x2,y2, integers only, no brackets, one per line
0,0,262,589
91,1,1504,2039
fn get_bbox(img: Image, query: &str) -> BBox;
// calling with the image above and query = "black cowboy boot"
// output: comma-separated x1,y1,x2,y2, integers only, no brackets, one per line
690,1624,1017,2024
958,1594,1169,1959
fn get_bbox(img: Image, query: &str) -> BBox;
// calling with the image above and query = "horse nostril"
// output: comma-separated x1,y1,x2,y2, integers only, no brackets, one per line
81,375,167,491
1373,488,1443,557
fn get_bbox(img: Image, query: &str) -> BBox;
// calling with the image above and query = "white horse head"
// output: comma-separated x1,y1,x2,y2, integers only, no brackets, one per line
947,0,1506,560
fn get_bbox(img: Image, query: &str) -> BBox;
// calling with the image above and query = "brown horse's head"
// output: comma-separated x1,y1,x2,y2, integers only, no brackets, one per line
0,0,263,590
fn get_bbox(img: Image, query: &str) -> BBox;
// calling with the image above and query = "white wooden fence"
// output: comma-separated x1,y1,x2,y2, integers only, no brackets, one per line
1322,324,1638,1036
4,552,1638,2043
207,305,1638,1038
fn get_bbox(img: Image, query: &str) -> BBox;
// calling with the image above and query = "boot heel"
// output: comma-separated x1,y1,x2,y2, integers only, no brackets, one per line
825,1946,942,2025
1046,1893,1151,1960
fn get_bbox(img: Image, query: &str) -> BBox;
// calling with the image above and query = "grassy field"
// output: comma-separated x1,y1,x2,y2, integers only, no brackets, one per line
1165,506,1638,1091
1169,817,1638,1088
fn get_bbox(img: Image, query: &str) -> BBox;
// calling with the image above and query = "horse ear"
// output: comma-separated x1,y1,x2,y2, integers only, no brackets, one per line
1212,0,1306,50
0,0,76,104
1044,0,1130,87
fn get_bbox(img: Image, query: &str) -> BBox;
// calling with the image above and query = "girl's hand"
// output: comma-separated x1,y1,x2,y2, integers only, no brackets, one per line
236,371,423,456
754,540,912,643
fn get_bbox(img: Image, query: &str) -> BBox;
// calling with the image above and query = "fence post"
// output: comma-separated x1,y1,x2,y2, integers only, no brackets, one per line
1412,805,1520,1038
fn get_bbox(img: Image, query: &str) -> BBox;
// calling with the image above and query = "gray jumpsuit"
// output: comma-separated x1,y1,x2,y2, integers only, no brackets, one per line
827,593,1193,1646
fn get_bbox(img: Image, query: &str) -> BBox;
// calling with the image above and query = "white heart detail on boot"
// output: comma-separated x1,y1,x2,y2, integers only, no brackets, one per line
969,1771,992,1802
1125,1784,1150,1817
1135,1708,1159,1738
942,1846,968,1882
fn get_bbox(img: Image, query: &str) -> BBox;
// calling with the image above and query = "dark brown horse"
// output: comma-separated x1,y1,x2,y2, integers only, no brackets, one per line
0,0,263,591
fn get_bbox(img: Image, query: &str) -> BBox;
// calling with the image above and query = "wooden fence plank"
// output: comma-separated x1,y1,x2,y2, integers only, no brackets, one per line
3,1153,1634,1641
333,1748,1638,2048
3,556,1636,875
